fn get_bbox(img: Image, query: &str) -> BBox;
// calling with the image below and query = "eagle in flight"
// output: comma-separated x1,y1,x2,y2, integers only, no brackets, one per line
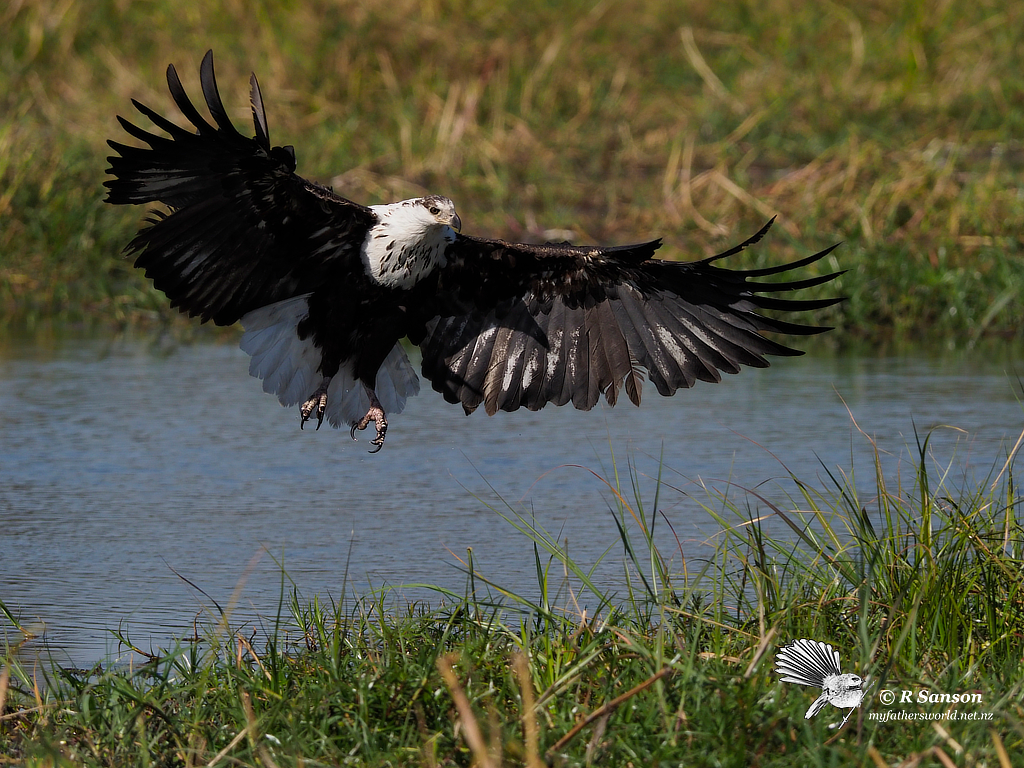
105,51,841,452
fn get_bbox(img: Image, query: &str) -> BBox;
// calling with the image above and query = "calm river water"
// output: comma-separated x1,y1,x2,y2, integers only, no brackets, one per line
1,333,1021,667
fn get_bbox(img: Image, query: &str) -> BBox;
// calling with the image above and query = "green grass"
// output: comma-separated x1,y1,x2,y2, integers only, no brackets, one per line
3,431,1023,766
2,0,1024,341
3,3,1023,758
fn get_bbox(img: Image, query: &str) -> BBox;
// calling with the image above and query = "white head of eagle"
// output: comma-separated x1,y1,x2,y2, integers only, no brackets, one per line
103,50,842,453
363,195,462,289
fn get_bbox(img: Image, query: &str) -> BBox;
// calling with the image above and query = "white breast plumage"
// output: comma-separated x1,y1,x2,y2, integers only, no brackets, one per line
361,200,455,289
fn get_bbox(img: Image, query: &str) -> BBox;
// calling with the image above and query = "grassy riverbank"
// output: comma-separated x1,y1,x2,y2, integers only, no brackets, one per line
2,0,1024,341
3,436,1023,765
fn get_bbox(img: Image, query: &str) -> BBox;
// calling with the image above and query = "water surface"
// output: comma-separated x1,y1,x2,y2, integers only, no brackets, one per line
1,334,1020,666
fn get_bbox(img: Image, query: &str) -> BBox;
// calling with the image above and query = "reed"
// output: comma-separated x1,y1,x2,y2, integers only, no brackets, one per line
2,0,1023,341
3,427,1022,765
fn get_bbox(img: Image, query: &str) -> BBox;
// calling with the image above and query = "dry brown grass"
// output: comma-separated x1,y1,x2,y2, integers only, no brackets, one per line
2,0,1021,339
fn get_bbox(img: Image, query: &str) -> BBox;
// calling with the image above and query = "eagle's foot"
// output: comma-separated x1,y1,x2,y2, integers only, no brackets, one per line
300,377,332,430
349,389,388,453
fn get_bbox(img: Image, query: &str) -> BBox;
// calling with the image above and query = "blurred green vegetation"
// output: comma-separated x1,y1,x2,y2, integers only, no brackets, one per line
1,0,1022,343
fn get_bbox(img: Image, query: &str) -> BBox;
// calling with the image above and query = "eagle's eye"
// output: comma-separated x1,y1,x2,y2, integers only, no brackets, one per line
428,206,440,215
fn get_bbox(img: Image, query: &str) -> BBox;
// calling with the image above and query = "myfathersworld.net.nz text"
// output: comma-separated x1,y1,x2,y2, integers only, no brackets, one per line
869,710,994,722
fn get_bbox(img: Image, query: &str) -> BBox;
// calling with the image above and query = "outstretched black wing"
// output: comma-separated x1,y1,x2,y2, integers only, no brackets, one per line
105,50,376,325
419,220,841,415
775,639,844,688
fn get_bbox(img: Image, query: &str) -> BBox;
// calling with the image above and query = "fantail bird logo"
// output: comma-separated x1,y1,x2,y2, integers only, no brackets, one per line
775,639,864,729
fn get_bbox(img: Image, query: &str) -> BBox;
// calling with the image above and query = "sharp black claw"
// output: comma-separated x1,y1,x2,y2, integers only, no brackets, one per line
349,389,387,453
368,422,387,454
300,379,331,432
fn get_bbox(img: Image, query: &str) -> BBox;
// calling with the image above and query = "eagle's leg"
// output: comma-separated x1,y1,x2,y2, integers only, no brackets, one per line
349,385,387,453
299,376,332,430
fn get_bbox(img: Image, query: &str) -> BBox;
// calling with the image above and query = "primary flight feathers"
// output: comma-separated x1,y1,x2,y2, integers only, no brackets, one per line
105,50,842,452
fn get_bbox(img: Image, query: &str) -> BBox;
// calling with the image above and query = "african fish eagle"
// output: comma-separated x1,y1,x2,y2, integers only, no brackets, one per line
104,50,842,452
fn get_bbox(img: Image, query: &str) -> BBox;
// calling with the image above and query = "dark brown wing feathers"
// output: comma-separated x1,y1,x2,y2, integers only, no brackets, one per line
421,229,842,415
105,50,375,326
106,50,842,420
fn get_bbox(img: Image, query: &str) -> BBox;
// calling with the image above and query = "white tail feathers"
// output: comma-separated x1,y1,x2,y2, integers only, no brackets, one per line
240,296,420,427
323,344,420,428
775,639,842,688
240,295,321,407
